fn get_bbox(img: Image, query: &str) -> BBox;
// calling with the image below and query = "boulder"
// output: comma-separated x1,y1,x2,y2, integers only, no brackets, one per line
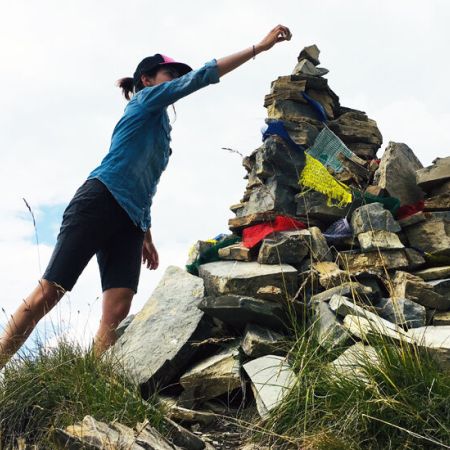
374,142,424,205
414,266,450,281
416,156,450,192
329,342,379,380
241,324,286,358
198,261,298,299
257,231,310,265
313,300,351,349
310,281,376,305
404,219,450,257
338,249,412,273
351,203,401,235
376,297,426,328
111,266,209,394
243,355,296,419
198,295,288,331
55,416,179,450
391,271,450,311
357,230,404,251
179,344,241,405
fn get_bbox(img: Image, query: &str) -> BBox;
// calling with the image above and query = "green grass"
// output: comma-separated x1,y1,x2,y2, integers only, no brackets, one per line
0,338,164,449
254,320,450,450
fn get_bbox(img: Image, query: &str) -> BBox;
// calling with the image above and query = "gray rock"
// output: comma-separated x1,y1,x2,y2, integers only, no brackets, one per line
55,415,179,450
416,156,450,192
198,261,298,299
404,219,450,257
243,355,296,419
162,417,207,450
292,59,329,77
241,324,286,358
376,297,426,328
351,203,401,234
433,311,450,326
298,44,321,65
329,342,379,380
112,266,208,393
392,271,450,311
313,300,351,349
428,278,450,298
257,231,310,265
158,397,216,426
374,142,424,205
309,227,333,261
179,345,241,405
407,326,450,370
198,295,288,330
357,230,404,251
338,249,411,273
430,179,450,196
296,190,355,223
424,192,450,212
115,314,135,339
310,282,376,305
414,266,450,281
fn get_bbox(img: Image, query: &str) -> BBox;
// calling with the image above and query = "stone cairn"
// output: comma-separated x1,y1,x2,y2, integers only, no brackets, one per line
58,46,450,450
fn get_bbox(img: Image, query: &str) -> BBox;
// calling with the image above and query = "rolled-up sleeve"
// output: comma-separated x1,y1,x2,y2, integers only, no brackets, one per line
137,59,220,111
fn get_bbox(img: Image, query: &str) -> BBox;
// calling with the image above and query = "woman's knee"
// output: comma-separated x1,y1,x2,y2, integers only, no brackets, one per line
102,288,134,323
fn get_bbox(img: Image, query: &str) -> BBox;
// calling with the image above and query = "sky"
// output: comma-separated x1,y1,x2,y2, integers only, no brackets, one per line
1,0,450,351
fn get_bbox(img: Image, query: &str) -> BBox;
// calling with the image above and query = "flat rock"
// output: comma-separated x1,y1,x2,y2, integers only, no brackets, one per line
430,179,450,196
376,297,426,328
414,266,450,281
338,249,411,273
111,266,208,394
55,416,179,450
329,294,379,320
241,324,286,358
310,281,376,305
198,295,287,331
424,192,450,212
329,342,379,380
179,344,241,405
243,355,296,419
292,59,329,77
314,261,347,289
351,202,401,234
257,231,310,265
416,156,450,192
298,44,321,65
218,244,252,261
433,311,450,326
357,230,404,251
428,278,450,298
313,300,351,349
374,142,424,205
407,326,450,370
198,261,298,299
392,271,450,311
158,397,216,426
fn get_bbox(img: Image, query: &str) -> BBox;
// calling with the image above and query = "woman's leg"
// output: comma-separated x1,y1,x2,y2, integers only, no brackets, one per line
0,279,65,368
93,287,134,356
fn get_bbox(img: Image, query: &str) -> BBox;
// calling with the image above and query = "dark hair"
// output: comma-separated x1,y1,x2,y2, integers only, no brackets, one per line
117,69,159,100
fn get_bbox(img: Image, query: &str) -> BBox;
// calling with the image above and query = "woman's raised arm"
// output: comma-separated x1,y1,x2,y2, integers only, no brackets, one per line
216,25,292,77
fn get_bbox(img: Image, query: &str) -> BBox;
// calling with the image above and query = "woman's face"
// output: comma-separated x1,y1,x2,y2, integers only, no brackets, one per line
142,66,180,87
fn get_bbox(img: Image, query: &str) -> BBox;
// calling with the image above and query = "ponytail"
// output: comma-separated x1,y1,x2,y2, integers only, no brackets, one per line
116,77,134,100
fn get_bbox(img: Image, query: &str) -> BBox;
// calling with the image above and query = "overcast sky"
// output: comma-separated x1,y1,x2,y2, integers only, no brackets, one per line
1,0,449,350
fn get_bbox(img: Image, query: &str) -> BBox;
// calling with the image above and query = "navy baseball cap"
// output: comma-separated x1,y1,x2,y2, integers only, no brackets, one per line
133,54,192,85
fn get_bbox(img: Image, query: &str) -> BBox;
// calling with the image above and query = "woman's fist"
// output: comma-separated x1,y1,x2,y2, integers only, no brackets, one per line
257,25,292,52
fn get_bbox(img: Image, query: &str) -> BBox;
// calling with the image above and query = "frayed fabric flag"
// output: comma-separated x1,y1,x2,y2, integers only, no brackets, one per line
299,154,353,207
242,215,306,249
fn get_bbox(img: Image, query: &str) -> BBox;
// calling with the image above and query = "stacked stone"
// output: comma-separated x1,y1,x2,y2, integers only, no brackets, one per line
102,47,450,439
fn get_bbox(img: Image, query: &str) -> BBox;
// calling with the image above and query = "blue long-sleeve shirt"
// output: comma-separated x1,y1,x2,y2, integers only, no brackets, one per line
88,59,220,231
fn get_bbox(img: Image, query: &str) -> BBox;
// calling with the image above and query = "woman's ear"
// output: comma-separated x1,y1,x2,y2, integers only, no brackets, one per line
141,74,155,87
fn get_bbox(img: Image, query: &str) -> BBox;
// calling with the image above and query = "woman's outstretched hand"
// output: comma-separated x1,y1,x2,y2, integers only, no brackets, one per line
257,25,292,52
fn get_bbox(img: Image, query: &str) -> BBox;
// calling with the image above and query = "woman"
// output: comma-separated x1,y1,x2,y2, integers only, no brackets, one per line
0,25,292,367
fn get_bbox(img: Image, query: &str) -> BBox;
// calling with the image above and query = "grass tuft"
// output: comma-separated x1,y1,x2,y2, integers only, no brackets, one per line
0,338,164,448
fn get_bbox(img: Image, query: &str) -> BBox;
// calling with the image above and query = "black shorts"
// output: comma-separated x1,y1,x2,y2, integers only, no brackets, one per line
43,178,145,293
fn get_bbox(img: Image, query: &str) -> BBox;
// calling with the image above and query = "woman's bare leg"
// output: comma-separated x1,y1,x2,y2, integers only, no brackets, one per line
0,279,65,368
93,287,134,357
